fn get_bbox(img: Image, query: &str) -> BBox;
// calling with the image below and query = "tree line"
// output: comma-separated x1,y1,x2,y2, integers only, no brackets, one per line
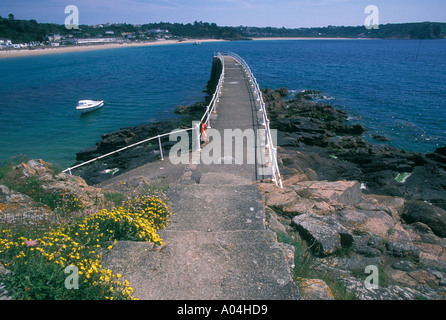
1,14,445,43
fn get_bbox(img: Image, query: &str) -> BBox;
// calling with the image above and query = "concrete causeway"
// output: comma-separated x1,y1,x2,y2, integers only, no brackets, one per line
102,55,301,300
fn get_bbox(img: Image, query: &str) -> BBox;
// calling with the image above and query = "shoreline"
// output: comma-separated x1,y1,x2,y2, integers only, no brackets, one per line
0,39,226,59
0,37,383,59
2,36,442,59
0,37,407,59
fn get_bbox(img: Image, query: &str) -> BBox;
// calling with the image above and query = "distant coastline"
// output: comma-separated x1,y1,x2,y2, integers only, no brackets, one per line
0,37,383,59
0,39,226,59
2,35,445,59
251,37,378,41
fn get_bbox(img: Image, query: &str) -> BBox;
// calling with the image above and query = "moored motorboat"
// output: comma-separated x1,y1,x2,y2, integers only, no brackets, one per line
76,100,104,114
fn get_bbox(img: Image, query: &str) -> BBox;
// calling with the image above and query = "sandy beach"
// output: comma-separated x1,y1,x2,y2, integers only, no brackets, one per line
0,39,226,59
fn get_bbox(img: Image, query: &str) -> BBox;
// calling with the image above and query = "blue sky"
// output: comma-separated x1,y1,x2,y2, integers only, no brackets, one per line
1,0,445,27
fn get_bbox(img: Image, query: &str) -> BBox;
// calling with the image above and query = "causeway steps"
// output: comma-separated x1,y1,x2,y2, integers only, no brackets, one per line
103,174,301,300
102,54,301,300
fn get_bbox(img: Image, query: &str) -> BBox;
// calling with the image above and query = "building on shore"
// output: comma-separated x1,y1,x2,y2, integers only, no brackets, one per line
0,39,12,49
75,37,125,44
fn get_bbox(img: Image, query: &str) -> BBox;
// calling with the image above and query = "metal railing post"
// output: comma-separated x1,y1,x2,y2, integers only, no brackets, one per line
193,121,201,152
158,136,164,160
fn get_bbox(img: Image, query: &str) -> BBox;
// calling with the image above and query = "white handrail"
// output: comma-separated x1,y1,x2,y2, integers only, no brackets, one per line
200,52,225,128
63,53,226,175
222,52,283,188
63,128,192,175
62,52,282,188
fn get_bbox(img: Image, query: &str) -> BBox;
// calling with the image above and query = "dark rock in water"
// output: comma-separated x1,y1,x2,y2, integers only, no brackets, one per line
264,87,445,211
328,136,369,151
372,134,391,142
426,146,446,169
277,146,363,190
97,128,136,153
294,89,323,100
174,100,207,117
275,117,326,134
71,119,189,185
434,146,446,157
276,87,289,97
174,105,190,114
337,123,367,135
73,143,167,185
75,120,179,162
76,146,99,162
402,200,446,238
262,89,288,116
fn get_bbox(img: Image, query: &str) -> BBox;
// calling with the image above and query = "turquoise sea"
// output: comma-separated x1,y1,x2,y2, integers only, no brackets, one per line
1,39,445,169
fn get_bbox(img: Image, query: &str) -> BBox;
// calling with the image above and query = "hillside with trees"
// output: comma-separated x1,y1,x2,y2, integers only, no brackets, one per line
1,14,445,44
243,22,445,39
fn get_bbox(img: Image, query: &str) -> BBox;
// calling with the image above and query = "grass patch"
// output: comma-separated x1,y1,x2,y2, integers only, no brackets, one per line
0,157,88,219
276,230,357,300
350,264,394,289
104,192,127,208
138,180,169,202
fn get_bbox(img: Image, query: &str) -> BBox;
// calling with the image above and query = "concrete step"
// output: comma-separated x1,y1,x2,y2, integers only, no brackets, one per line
165,184,265,232
103,182,302,300
103,230,300,300
198,172,253,186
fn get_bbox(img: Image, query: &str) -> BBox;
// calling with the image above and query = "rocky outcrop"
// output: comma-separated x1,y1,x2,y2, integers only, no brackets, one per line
297,278,335,300
292,213,353,257
0,159,105,224
260,179,446,300
19,159,105,208
402,200,446,238
426,146,446,169
262,88,446,211
0,184,52,224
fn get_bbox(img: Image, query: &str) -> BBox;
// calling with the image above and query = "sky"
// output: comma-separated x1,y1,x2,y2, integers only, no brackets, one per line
1,0,445,28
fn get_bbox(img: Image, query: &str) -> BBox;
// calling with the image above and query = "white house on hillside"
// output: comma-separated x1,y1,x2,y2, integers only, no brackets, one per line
0,39,12,49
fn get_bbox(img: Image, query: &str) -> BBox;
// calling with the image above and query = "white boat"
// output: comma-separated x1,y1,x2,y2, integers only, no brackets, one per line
76,100,104,114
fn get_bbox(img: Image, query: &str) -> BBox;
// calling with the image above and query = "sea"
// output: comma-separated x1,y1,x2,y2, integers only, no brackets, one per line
1,39,445,169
